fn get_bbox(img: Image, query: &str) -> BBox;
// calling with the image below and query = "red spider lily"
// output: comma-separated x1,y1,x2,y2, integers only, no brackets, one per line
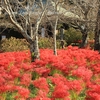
0,46,100,99
31,90,51,100
49,74,69,87
72,67,93,82
52,83,70,99
34,67,50,77
9,66,20,78
86,84,100,100
33,77,49,93
68,80,83,94
22,62,33,71
0,74,6,86
20,73,32,86
18,87,30,99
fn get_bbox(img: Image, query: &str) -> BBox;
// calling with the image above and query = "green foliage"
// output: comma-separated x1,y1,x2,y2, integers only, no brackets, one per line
0,37,29,52
32,71,40,80
28,84,38,98
38,37,61,49
49,68,63,76
47,79,55,98
0,36,63,53
64,28,82,45
88,31,94,40
62,28,82,45
1,91,17,100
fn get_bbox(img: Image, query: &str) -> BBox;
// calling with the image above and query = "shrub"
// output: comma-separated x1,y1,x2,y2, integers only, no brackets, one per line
64,28,82,45
38,37,61,49
0,37,29,52
0,37,62,52
57,28,82,46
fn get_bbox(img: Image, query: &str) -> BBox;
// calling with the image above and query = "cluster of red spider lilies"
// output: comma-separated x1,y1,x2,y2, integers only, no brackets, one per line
0,46,100,100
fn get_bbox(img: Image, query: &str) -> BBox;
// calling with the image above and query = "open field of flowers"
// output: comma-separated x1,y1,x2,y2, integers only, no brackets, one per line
0,46,100,100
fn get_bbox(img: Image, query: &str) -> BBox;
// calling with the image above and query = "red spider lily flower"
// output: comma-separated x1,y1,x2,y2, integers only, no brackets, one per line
86,84,100,100
10,66,20,78
0,46,100,99
13,51,30,63
38,90,47,97
33,78,49,93
49,74,69,87
0,84,14,93
20,73,32,86
92,64,100,74
72,67,93,82
68,80,83,94
22,63,33,71
49,74,70,98
34,67,50,77
0,74,6,86
31,97,51,100
0,59,11,69
30,90,51,100
34,60,48,67
52,83,70,99
86,92,100,100
18,87,30,98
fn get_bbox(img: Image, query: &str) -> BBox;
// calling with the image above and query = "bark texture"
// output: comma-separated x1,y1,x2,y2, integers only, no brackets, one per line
94,5,100,52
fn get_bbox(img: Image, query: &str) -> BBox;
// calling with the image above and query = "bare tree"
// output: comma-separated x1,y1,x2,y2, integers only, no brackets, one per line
0,0,79,60
44,0,80,55
64,0,97,48
1,0,47,61
94,0,100,52
50,0,59,55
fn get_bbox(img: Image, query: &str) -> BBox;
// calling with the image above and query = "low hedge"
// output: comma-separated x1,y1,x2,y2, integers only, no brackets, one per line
57,28,82,46
38,37,61,49
0,37,62,52
0,37,29,52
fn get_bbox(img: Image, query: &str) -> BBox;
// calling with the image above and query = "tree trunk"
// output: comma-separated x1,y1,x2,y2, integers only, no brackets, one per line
94,30,100,51
30,36,40,62
80,32,88,48
53,16,58,56
61,28,64,40
53,29,57,55
94,5,100,52
2,0,47,62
